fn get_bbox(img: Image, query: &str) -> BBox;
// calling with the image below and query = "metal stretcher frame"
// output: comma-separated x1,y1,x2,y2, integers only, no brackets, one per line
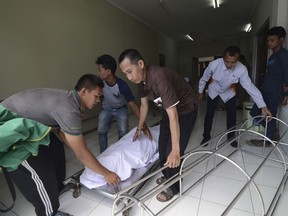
63,156,161,216
63,122,162,214
111,116,288,216
63,159,160,199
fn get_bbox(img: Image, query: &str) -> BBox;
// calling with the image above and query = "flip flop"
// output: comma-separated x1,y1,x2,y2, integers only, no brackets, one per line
246,139,271,147
156,176,166,185
156,188,175,202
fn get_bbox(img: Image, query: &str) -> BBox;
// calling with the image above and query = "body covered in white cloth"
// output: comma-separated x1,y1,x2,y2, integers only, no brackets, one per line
80,125,160,189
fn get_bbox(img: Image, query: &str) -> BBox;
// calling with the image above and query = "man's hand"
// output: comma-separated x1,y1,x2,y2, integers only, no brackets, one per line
197,92,203,106
132,129,141,141
164,149,180,168
133,124,152,141
281,96,288,105
261,106,272,121
283,84,288,92
104,170,121,186
142,124,152,140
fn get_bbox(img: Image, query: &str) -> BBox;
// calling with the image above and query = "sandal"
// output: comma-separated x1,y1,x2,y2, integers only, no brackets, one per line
156,188,175,202
156,176,166,185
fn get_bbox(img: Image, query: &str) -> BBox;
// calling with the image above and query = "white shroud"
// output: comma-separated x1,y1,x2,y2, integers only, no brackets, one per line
80,125,159,189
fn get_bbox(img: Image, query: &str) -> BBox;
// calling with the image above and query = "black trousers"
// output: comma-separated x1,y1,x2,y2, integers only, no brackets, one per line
158,109,197,194
8,132,66,216
250,90,282,139
203,95,237,140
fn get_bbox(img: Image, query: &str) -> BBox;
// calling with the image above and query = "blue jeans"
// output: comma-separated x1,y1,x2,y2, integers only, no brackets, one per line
97,106,128,153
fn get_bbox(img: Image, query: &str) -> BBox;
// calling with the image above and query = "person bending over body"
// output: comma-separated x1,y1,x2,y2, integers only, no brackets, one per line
198,46,271,147
96,54,148,153
118,49,198,202
0,74,120,216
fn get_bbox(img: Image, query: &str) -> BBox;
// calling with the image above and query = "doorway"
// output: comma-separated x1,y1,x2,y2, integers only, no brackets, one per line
255,19,270,89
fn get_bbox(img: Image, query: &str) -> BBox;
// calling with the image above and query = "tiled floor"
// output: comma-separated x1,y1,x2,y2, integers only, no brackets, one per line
1,102,288,216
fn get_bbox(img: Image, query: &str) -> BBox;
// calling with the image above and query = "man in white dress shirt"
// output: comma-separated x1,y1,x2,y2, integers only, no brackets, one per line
198,46,271,147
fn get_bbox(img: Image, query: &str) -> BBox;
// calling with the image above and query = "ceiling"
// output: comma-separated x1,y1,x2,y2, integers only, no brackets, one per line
106,0,259,45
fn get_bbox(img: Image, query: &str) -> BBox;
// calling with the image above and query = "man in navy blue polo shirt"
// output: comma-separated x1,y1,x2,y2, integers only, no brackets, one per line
249,26,288,146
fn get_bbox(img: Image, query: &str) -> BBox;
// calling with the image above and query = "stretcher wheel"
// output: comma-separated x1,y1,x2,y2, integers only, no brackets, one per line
59,182,74,196
122,208,131,216
72,183,81,198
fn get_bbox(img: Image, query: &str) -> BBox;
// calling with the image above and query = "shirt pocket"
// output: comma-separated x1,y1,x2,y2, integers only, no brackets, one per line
228,73,240,84
211,72,222,81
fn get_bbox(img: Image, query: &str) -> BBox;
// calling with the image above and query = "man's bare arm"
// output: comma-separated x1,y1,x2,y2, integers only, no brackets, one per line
59,131,120,185
164,106,180,168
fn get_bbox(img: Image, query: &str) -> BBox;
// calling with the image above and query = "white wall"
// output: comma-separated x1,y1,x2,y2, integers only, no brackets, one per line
1,0,287,100
274,0,288,48
251,0,288,51
251,0,273,33
0,0,177,100
157,34,178,71
272,0,288,28
249,0,288,80
178,36,250,81
250,0,288,140
178,0,288,85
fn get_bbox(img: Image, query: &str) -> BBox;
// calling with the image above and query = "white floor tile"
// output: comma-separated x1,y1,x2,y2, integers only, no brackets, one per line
210,159,252,182
182,171,205,199
79,187,106,203
159,195,200,216
273,188,288,216
251,165,284,188
197,199,227,216
2,104,288,216
234,184,277,215
58,192,100,215
0,181,35,216
201,175,246,206
226,208,261,216
88,203,112,216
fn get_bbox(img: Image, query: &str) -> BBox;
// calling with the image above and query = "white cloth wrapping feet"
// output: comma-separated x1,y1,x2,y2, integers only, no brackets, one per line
80,125,160,189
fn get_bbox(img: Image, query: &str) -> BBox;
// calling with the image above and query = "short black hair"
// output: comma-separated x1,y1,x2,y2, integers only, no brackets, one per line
74,74,104,91
118,49,144,65
223,46,241,57
95,54,117,74
239,54,246,61
267,26,286,38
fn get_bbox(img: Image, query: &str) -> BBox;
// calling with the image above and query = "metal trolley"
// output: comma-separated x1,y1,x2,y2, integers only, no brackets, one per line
110,116,288,216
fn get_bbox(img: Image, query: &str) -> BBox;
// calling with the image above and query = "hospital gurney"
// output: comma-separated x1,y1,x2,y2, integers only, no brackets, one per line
63,116,288,215
109,116,288,216
63,159,160,199
63,123,161,215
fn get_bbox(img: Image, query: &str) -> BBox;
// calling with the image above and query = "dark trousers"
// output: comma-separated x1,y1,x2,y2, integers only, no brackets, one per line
158,109,197,194
250,91,282,139
8,132,66,216
203,95,237,140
